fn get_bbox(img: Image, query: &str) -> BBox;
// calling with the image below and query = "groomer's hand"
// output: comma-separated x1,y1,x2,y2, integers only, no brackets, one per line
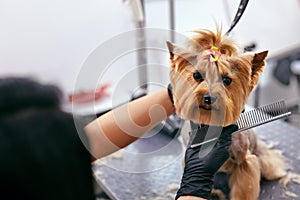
176,124,238,200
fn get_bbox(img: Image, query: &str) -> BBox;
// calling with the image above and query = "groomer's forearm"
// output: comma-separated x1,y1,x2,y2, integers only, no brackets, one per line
85,88,175,159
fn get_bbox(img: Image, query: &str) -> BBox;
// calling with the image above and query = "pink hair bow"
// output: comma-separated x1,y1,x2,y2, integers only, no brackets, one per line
202,46,222,62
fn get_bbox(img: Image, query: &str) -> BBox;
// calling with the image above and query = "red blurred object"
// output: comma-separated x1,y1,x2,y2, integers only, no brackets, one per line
68,83,110,104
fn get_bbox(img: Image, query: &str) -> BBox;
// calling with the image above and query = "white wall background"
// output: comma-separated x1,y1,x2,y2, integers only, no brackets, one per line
0,0,135,93
1,0,300,112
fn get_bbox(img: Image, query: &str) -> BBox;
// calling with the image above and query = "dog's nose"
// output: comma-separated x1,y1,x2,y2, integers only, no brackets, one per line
203,94,217,105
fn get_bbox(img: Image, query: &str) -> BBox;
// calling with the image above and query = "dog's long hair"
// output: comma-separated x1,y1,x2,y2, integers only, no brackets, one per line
167,28,286,200
217,131,261,200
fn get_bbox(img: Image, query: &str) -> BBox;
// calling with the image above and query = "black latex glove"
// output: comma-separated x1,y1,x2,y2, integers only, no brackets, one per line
176,124,238,200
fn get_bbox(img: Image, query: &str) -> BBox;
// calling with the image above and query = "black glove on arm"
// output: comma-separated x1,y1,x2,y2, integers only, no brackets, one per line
176,124,238,200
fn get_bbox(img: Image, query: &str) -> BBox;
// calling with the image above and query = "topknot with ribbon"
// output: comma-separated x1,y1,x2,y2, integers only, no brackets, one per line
202,46,222,62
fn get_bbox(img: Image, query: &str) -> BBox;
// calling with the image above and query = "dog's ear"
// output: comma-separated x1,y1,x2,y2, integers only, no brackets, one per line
250,50,268,88
166,41,189,59
166,41,175,60
252,51,268,74
166,41,198,71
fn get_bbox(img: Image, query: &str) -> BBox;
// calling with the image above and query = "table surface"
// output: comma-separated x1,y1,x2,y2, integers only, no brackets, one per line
92,118,300,200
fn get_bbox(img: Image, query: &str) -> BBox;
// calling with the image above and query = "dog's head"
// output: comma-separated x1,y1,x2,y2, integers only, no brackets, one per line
167,29,268,126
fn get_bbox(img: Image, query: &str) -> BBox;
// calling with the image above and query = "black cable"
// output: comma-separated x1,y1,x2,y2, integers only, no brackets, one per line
225,0,250,35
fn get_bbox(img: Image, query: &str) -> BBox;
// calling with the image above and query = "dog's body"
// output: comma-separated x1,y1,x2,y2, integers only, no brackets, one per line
167,28,286,200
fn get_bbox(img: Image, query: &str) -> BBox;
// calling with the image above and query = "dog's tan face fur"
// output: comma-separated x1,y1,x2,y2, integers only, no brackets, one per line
167,29,268,126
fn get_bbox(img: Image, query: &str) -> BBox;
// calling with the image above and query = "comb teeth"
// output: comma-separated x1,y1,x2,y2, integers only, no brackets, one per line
190,100,292,148
236,100,291,132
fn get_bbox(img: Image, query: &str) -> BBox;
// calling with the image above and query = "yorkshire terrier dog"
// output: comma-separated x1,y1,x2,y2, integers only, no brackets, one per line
167,28,286,200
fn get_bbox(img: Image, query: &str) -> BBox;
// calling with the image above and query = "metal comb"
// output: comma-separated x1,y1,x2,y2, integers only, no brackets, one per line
190,100,292,148
235,100,291,133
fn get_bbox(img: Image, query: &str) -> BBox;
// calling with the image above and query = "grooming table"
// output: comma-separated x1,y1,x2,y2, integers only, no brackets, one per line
92,119,300,200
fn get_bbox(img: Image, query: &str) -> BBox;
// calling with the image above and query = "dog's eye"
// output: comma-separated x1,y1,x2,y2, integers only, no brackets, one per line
222,77,232,86
193,72,204,82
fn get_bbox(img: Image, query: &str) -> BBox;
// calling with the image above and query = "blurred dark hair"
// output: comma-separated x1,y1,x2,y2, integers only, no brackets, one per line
0,77,62,118
0,77,95,200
